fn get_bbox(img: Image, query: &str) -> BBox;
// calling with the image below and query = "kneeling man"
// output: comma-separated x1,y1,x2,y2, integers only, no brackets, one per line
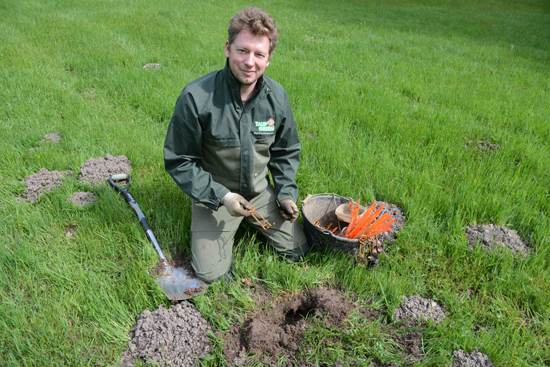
164,7,309,283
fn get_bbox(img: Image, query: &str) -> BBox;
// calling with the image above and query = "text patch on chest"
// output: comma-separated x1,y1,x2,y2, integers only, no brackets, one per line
255,117,275,132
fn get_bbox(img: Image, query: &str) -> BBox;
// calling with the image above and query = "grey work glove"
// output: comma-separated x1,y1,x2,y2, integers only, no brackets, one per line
279,199,299,223
221,192,252,217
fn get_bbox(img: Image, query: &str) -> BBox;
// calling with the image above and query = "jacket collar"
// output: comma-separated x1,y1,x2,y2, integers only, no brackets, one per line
223,59,265,99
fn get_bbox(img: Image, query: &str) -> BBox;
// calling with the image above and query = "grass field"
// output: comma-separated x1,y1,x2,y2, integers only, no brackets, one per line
1,0,549,365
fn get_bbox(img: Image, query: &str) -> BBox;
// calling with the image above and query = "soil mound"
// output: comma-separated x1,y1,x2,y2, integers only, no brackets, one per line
219,287,356,366
41,132,63,144
30,133,62,153
122,303,212,367
374,202,407,248
452,349,495,367
20,168,73,203
79,154,132,185
67,192,97,206
393,295,446,324
465,224,532,257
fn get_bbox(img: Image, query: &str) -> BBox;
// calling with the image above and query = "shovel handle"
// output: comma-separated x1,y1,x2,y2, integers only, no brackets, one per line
108,174,167,260
108,174,145,226
108,174,132,201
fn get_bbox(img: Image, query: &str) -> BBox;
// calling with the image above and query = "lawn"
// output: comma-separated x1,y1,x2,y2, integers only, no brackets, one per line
1,0,549,366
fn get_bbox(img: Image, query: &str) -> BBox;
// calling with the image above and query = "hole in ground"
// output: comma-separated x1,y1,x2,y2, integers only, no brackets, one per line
284,303,315,325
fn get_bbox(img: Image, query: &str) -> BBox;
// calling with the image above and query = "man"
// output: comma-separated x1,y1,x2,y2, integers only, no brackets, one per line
164,7,309,283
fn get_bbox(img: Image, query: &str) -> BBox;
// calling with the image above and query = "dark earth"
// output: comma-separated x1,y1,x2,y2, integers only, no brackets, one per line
217,286,358,367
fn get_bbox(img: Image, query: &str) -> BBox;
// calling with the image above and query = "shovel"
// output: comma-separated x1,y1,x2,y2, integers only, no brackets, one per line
108,173,208,301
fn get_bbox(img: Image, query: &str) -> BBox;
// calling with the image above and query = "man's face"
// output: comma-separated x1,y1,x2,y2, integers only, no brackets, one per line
225,30,271,89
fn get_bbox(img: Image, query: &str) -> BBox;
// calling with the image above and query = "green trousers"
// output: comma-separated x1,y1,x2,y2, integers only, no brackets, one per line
190,184,308,283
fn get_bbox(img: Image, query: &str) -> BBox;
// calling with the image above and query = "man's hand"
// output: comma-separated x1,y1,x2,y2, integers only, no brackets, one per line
279,199,299,223
221,193,252,217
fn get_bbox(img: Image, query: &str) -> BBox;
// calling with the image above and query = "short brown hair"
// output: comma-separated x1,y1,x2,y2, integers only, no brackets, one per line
228,7,279,55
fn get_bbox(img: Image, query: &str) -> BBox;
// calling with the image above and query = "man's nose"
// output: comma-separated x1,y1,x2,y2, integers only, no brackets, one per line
244,53,254,66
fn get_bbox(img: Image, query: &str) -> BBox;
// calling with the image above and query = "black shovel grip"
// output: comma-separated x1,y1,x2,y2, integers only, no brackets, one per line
108,174,133,202
108,174,151,231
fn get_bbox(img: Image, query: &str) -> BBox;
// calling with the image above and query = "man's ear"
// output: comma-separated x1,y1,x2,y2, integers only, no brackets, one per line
225,41,230,58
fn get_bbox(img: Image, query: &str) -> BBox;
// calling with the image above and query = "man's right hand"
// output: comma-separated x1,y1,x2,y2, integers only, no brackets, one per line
221,192,253,217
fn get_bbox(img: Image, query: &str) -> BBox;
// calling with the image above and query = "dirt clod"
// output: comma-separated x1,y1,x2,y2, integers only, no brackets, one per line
393,295,446,324
151,258,171,278
465,224,532,257
78,154,132,185
123,303,212,367
452,349,495,367
20,168,73,203
67,192,97,206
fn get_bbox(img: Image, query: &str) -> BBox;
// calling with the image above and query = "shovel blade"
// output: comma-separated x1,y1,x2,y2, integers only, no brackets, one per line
155,266,208,301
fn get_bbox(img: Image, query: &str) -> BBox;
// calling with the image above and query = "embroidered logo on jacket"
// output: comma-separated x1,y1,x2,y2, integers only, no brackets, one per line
255,117,275,132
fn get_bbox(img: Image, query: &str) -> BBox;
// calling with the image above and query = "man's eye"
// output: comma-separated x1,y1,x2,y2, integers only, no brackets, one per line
256,54,265,58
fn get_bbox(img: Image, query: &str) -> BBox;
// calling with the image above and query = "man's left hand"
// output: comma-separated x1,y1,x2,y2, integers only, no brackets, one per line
279,200,299,223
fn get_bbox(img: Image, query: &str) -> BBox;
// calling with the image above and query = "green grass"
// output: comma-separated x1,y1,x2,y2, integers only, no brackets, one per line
1,0,549,366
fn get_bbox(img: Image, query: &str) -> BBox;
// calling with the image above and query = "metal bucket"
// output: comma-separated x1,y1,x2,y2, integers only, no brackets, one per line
301,193,359,254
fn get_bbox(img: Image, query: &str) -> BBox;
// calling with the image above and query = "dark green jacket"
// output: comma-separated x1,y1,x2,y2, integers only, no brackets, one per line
164,63,301,211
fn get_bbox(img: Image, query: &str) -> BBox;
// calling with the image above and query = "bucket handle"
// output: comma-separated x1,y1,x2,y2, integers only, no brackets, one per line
302,193,351,207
